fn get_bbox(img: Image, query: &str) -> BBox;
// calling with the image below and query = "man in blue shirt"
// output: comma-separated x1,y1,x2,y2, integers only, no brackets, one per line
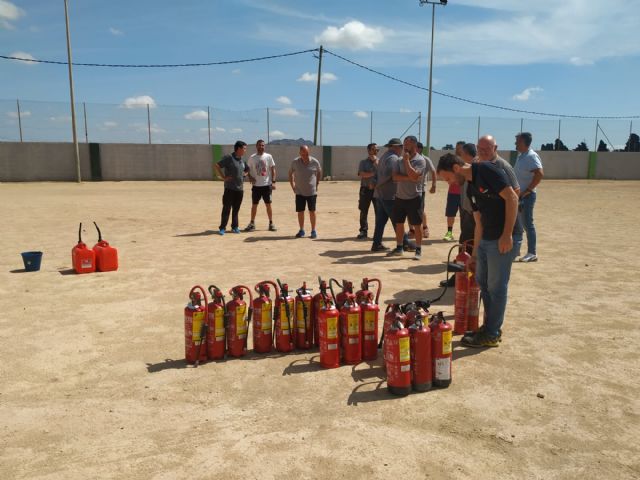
214,141,249,235
514,132,544,262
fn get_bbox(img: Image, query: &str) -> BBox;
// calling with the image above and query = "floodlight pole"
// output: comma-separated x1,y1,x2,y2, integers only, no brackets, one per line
419,1,447,151
64,0,81,182
313,45,323,146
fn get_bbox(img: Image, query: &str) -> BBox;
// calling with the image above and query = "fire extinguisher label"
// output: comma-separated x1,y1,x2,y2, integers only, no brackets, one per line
399,337,410,362
261,304,272,332
348,313,360,335
192,311,205,341
435,357,451,380
327,317,338,339
442,330,452,355
237,305,247,335
214,309,225,338
364,311,376,332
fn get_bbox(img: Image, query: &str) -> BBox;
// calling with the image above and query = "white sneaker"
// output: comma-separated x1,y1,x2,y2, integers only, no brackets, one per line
519,253,538,262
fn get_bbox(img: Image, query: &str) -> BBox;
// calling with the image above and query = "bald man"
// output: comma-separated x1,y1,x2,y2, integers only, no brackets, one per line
289,145,322,239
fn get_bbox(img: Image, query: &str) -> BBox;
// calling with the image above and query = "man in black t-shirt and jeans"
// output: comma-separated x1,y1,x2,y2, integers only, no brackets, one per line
437,152,521,347
214,140,249,235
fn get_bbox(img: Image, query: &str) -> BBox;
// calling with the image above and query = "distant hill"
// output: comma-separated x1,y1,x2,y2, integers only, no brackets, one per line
268,138,314,146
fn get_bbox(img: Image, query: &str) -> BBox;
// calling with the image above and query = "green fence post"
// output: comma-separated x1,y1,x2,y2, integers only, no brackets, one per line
322,145,332,178
588,151,597,179
89,143,102,181
212,144,223,180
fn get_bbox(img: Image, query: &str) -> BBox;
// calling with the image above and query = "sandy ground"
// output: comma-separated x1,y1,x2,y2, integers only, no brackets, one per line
0,179,639,480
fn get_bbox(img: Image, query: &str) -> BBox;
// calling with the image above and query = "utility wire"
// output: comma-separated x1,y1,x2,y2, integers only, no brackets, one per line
323,49,640,120
0,49,319,68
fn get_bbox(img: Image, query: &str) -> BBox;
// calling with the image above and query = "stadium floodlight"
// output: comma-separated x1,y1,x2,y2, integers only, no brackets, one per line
418,0,448,151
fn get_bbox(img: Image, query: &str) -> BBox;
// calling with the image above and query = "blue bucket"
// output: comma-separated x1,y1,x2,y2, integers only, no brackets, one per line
21,251,43,272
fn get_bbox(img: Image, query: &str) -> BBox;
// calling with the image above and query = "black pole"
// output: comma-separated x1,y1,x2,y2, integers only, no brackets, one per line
313,46,323,146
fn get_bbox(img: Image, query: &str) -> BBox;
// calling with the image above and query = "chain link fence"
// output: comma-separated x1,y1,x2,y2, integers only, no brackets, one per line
1,99,636,150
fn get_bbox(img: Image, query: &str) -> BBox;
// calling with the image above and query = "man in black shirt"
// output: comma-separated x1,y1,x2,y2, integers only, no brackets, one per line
437,152,521,347
214,140,249,234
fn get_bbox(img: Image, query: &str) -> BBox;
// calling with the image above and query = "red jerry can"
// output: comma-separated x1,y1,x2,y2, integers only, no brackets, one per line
92,222,118,272
72,223,95,274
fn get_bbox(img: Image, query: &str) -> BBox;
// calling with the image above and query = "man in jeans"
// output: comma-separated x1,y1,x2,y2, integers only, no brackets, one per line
371,138,403,252
214,140,249,235
356,143,379,239
514,132,544,262
437,152,520,347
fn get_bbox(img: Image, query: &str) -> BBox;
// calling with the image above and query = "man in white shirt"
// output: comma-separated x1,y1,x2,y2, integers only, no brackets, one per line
244,139,277,232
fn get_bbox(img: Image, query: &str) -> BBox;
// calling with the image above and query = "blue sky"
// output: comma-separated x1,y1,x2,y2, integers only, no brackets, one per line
1,0,639,147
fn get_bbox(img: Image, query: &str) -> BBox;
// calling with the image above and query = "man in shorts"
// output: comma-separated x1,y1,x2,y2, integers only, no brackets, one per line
443,141,465,241
244,139,277,232
388,135,426,260
289,145,322,239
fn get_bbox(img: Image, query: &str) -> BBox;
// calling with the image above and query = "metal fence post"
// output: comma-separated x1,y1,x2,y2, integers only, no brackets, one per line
207,106,211,145
83,102,88,143
16,99,23,142
266,107,270,144
147,103,151,144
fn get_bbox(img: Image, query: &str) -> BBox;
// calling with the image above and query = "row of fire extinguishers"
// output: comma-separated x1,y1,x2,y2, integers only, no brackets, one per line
184,277,384,367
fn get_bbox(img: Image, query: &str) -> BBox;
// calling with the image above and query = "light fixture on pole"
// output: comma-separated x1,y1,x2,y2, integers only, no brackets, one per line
419,0,447,152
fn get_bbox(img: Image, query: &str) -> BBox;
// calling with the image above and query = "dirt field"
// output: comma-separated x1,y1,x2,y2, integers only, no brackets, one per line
1,180,638,480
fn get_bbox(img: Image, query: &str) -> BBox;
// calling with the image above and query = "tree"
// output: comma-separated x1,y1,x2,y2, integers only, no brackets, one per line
554,138,569,151
597,140,609,152
574,141,589,151
442,144,454,150
540,143,554,151
624,133,640,152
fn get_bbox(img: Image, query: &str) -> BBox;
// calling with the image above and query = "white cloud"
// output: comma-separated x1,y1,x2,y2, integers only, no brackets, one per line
276,96,292,105
297,72,338,84
231,68,241,74
7,110,31,118
230,128,243,133
315,21,384,50
49,115,71,123
184,110,208,120
149,124,165,134
273,107,301,117
109,27,123,36
353,111,368,119
270,130,286,138
9,51,36,65
399,108,412,113
569,56,594,66
121,95,156,109
215,127,226,132
512,87,543,102
0,1,24,29
103,121,118,128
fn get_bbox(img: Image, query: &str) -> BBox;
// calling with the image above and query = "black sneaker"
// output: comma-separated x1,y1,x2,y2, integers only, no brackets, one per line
244,222,256,232
461,331,500,348
464,325,502,341
357,232,368,240
371,244,390,252
387,247,403,257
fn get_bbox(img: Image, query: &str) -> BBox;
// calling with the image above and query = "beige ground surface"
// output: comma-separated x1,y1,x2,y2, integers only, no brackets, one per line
0,180,639,480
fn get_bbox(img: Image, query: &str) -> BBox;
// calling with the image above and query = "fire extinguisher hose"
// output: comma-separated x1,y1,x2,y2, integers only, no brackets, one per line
236,285,253,352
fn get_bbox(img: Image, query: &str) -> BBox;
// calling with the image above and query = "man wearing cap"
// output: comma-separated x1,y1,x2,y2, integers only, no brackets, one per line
289,145,322,239
214,140,249,235
371,138,403,252
356,143,379,240
388,135,427,260
514,132,544,262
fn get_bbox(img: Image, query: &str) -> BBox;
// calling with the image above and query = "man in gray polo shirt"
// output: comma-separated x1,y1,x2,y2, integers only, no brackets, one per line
389,135,426,260
289,145,322,239
371,138,403,252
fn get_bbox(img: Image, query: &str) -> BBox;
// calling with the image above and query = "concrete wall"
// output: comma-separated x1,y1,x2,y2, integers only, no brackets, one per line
3,142,640,181
594,152,640,180
0,142,91,181
537,151,589,179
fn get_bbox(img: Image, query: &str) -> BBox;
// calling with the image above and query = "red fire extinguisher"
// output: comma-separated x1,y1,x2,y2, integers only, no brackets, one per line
274,279,295,353
430,312,453,388
409,313,432,392
331,278,354,308
312,277,333,347
317,287,340,369
378,304,405,349
330,279,361,365
72,222,96,274
356,277,381,361
252,281,276,354
454,242,480,335
207,285,227,360
226,285,252,358
184,285,208,366
295,282,313,350
384,317,411,396
92,222,118,272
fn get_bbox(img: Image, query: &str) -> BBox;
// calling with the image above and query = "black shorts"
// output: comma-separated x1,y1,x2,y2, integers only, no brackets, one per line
445,193,461,217
295,194,317,212
252,185,272,205
392,197,422,226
